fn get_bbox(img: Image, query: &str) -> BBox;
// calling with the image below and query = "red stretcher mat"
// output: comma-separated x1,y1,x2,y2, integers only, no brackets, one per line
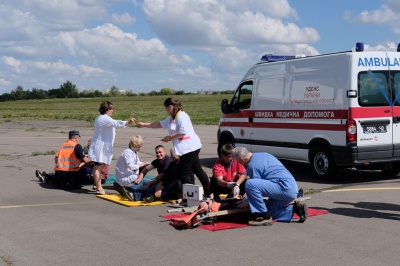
160,208,330,232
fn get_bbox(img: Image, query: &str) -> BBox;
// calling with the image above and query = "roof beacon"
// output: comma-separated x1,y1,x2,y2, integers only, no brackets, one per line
355,42,364,52
397,43,400,52
260,54,306,62
260,54,296,62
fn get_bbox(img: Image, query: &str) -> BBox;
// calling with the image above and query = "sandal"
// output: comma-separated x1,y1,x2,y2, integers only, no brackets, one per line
96,189,107,195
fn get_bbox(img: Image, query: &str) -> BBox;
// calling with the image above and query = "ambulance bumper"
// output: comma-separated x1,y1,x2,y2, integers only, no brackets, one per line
332,144,400,166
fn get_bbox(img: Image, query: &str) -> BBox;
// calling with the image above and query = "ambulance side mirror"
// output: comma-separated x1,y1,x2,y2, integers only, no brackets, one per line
347,90,357,98
221,99,230,114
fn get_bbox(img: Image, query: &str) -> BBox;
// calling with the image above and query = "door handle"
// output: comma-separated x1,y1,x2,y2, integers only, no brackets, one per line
393,117,400,124
249,117,253,123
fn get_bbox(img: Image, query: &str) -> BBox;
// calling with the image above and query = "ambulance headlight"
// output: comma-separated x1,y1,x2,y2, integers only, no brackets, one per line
355,42,364,52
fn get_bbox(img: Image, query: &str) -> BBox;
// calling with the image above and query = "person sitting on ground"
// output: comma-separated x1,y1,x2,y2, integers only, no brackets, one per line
211,144,247,201
35,130,92,189
231,147,308,226
113,135,150,200
138,145,187,203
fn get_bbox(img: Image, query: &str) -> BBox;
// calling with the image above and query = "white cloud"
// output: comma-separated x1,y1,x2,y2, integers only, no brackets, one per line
178,65,212,77
0,77,12,87
362,41,398,51
142,0,319,47
111,12,136,26
351,5,396,25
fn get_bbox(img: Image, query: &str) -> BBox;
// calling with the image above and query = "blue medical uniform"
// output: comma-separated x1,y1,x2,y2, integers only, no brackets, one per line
245,153,299,222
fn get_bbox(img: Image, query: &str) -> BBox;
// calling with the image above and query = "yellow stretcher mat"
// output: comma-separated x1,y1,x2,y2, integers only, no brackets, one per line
96,193,171,207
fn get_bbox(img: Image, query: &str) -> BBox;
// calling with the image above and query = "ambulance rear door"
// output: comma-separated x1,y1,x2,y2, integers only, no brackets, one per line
354,51,400,161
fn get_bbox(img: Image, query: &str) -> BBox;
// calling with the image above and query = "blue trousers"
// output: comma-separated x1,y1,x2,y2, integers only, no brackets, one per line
245,179,298,222
126,179,182,200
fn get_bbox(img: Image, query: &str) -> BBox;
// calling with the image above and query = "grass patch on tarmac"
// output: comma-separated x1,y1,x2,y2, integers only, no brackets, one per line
0,95,229,125
0,254,13,266
31,150,56,156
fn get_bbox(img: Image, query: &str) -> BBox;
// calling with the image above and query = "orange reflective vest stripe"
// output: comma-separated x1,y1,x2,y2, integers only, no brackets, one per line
54,140,81,171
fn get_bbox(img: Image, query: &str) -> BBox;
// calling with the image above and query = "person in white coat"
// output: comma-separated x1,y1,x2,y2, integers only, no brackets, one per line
88,101,135,195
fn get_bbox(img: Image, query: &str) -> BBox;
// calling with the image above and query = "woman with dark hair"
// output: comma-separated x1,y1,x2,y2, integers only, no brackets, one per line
136,97,212,200
88,101,135,195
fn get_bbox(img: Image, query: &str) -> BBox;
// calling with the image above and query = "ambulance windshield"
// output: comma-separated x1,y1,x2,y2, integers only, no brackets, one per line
358,71,400,107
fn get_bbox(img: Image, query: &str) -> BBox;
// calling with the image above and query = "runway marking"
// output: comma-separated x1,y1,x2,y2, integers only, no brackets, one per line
0,200,100,209
322,187,400,193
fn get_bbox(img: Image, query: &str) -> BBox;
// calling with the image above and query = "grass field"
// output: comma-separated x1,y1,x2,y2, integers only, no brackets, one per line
0,94,231,125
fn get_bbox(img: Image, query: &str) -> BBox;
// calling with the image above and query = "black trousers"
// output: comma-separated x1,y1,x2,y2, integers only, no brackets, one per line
49,168,92,189
210,177,246,201
175,148,211,197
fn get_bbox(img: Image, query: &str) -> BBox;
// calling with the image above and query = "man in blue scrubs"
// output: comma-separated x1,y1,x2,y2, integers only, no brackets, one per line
232,147,308,226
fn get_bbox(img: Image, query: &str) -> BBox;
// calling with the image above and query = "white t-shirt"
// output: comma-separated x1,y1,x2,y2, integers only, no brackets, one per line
159,111,202,156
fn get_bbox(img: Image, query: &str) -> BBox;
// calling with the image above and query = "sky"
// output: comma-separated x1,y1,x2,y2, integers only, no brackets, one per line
1,0,400,94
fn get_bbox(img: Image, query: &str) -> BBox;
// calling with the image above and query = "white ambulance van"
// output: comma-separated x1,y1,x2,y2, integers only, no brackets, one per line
218,43,400,180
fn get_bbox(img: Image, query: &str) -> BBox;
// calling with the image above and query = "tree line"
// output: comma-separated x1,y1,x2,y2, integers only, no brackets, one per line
0,81,234,102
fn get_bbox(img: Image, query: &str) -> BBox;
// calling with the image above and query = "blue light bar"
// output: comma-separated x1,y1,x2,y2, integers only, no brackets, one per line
397,43,400,52
260,54,296,62
355,42,364,52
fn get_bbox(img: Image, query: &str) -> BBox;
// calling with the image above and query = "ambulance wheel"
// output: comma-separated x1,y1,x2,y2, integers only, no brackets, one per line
381,163,400,176
309,146,337,180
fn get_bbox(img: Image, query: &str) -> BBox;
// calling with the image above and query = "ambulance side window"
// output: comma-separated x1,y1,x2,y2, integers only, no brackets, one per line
231,82,253,111
358,72,389,106
393,73,400,106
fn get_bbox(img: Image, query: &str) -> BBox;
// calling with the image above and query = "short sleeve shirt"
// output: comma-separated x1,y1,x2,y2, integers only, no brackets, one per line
212,159,246,182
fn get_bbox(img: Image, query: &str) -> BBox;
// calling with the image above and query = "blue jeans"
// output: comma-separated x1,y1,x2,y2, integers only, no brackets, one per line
125,179,151,200
126,179,182,200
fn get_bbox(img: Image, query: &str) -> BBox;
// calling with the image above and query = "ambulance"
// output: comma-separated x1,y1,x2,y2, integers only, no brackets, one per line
218,43,400,180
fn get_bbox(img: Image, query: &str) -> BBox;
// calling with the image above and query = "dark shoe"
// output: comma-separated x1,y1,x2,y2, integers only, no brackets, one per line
297,188,304,198
293,200,308,223
125,191,135,201
113,182,125,196
143,195,154,203
114,182,135,201
36,170,45,182
248,216,273,226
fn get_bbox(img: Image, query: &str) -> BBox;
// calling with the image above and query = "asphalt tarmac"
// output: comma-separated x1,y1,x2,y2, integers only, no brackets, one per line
1,119,399,266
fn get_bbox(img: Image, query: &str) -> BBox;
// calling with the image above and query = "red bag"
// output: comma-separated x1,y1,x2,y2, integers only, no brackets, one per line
170,208,206,229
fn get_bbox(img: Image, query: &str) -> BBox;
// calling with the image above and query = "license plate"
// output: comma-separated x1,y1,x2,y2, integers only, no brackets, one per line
362,125,387,134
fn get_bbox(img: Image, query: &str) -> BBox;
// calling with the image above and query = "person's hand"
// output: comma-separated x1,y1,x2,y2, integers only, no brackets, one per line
155,183,164,192
171,155,180,164
161,135,172,142
127,118,136,125
237,198,249,208
136,122,145,128
232,185,240,197
154,189,162,198
134,177,142,184
227,182,236,189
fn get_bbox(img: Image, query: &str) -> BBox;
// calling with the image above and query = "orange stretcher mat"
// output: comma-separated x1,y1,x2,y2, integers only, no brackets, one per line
96,194,172,207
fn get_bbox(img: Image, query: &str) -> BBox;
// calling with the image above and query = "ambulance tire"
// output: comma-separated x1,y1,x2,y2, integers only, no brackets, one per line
309,146,338,180
381,163,400,176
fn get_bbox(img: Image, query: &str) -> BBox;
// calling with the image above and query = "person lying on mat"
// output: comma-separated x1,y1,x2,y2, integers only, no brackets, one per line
35,130,92,189
113,135,151,200
231,147,308,226
211,144,247,202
